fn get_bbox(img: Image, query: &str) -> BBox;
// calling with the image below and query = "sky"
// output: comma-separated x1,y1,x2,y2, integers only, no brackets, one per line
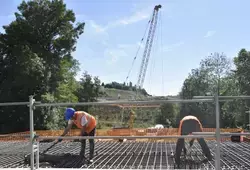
1,0,250,96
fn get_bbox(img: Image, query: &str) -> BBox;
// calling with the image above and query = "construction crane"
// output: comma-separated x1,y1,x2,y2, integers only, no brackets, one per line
136,5,162,90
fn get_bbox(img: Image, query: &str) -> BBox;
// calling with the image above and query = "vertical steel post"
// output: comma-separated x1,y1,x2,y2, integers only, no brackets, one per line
215,93,221,170
36,140,39,169
121,107,124,126
29,95,35,170
244,111,250,130
249,112,250,130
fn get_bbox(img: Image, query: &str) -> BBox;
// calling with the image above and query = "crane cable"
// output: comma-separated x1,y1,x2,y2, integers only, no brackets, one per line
148,18,159,94
160,11,164,95
148,10,162,95
125,11,154,84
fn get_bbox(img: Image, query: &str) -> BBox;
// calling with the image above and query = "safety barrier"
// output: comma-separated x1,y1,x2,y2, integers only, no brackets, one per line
1,95,250,170
0,128,242,141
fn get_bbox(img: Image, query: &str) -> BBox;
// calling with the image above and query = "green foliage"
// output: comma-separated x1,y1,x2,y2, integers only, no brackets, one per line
104,81,149,96
179,52,235,127
0,0,84,133
178,51,250,129
75,71,104,112
233,49,250,128
1,0,250,133
155,103,178,127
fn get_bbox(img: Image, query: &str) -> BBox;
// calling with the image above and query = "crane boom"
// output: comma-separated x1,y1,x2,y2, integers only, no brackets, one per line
136,5,161,89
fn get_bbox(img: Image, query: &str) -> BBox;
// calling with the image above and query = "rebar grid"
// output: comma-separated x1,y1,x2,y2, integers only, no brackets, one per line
2,95,250,169
1,140,250,169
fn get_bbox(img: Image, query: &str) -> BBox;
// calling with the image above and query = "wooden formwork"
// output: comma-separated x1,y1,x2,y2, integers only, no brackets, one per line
0,128,243,142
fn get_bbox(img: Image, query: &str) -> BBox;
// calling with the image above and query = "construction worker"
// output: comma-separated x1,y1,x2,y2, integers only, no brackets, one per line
175,115,212,166
58,108,96,162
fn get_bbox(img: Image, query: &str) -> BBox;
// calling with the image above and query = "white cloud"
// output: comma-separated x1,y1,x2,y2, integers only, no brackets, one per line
105,48,128,65
104,41,144,65
204,30,216,38
118,11,150,25
117,41,145,50
137,42,145,48
162,41,184,52
87,5,152,34
75,14,87,19
88,20,107,34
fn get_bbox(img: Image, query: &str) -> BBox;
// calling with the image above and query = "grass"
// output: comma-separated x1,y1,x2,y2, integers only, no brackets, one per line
101,88,147,100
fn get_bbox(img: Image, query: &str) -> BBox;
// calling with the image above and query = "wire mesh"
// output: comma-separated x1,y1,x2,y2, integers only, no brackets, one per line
1,140,250,169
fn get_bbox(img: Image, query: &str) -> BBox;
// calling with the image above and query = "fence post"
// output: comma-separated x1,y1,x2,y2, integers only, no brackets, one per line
214,93,221,170
29,95,35,170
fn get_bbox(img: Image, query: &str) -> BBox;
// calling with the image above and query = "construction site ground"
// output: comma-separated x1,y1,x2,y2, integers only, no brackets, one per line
1,140,250,169
1,128,249,169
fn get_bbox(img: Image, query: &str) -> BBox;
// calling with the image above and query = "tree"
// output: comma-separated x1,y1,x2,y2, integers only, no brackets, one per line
155,103,178,127
179,52,233,127
76,72,103,112
234,49,250,128
200,52,231,93
0,0,84,132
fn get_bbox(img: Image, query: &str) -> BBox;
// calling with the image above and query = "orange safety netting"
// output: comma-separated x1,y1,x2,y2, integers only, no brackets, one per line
0,128,243,141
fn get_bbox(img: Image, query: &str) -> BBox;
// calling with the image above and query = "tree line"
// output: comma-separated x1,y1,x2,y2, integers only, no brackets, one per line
0,0,249,133
102,81,149,96
0,0,100,133
0,0,148,133
157,51,250,129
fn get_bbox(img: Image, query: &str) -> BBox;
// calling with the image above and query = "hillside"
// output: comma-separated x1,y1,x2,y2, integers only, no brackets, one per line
99,87,148,100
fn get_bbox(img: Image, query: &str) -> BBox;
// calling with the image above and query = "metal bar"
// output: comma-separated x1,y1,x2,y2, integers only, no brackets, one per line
0,95,249,106
215,93,221,170
3,140,250,169
29,95,35,170
192,141,215,169
87,141,120,168
145,142,154,169
193,95,250,100
211,142,231,169
169,141,174,168
164,142,169,169
221,142,250,168
225,142,250,167
33,99,214,107
192,132,250,136
115,141,140,169
106,142,133,169
38,135,215,140
159,142,162,170
136,141,150,169
249,111,250,130
0,134,30,137
154,142,159,169
0,102,29,106
2,132,247,139
93,141,126,169
36,141,39,169
123,141,146,169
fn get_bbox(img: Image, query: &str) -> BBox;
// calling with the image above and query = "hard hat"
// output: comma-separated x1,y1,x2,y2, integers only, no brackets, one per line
65,108,75,120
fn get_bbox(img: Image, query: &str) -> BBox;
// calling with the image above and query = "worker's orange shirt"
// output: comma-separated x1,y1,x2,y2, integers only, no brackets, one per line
178,115,203,135
73,111,96,134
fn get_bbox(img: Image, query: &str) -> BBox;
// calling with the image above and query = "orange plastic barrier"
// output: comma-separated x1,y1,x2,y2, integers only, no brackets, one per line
0,128,242,141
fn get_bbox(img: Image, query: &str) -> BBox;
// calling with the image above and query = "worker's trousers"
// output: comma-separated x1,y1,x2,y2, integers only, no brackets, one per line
175,119,212,165
80,127,96,159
